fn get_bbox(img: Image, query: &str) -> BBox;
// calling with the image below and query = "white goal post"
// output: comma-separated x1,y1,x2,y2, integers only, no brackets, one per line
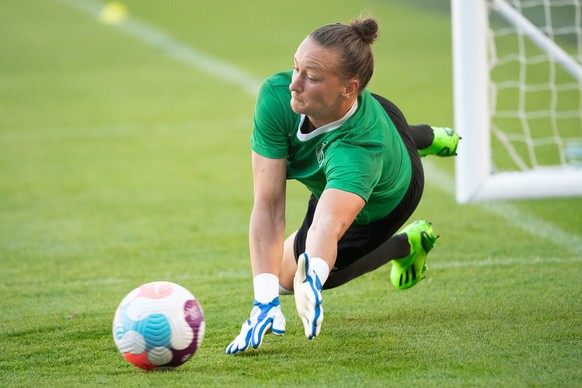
452,0,582,203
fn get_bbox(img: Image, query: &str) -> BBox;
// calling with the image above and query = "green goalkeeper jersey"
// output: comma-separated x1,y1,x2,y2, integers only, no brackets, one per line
251,71,412,225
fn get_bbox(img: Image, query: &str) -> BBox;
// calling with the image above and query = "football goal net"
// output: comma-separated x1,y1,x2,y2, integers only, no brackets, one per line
452,0,582,203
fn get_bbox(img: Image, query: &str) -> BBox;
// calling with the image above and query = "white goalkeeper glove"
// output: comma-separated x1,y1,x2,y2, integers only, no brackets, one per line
294,253,324,340
225,297,286,355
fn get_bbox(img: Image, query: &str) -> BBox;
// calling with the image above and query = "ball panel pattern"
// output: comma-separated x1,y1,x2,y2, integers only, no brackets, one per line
166,299,206,367
112,281,205,371
123,352,156,371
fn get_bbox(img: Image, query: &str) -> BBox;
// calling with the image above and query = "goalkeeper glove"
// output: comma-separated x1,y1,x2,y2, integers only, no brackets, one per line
294,253,324,340
225,297,286,355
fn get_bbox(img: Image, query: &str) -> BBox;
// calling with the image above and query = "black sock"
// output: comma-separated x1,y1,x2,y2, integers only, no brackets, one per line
409,124,434,150
324,234,410,289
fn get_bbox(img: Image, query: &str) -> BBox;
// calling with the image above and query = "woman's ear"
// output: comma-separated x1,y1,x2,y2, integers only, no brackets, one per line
343,79,360,98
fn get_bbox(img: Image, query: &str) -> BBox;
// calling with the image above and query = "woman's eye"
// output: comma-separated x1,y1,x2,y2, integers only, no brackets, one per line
292,66,317,82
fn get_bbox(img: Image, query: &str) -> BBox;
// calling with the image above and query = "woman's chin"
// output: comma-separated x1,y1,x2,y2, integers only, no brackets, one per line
290,100,306,115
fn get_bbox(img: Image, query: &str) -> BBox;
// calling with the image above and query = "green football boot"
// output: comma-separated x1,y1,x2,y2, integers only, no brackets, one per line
418,127,460,157
390,220,439,290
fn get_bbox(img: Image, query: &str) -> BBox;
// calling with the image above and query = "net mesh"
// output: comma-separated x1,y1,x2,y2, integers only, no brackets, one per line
487,0,582,171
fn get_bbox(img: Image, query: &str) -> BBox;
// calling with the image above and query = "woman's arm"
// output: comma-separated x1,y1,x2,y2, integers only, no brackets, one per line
249,151,288,277
305,188,365,268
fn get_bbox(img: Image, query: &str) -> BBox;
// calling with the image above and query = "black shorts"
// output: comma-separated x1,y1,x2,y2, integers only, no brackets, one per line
293,94,424,271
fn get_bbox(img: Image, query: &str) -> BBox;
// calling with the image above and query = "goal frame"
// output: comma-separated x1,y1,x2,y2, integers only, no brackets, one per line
451,0,582,203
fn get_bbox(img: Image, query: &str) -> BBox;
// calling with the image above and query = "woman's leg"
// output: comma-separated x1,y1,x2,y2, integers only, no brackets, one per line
322,94,426,289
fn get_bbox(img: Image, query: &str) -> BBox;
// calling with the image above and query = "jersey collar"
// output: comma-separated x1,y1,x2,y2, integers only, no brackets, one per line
296,100,358,142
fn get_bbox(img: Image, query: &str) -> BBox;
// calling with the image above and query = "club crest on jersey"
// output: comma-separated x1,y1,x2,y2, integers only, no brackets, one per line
316,141,328,166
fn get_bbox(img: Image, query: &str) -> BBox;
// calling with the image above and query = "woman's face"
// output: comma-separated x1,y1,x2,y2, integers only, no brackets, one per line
289,37,357,127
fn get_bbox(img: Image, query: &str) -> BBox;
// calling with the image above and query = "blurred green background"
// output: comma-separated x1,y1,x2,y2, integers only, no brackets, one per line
1,0,580,386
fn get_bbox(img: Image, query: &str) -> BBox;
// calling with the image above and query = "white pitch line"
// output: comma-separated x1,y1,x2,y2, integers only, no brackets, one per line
423,161,582,256
56,0,582,257
55,0,262,96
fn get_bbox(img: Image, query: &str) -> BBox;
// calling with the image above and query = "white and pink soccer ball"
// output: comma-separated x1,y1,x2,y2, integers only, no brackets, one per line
112,281,205,371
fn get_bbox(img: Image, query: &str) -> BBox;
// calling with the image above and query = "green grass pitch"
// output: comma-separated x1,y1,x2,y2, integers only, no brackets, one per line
1,0,581,386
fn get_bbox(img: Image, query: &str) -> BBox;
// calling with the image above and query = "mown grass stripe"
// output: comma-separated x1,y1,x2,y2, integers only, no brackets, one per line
431,256,582,269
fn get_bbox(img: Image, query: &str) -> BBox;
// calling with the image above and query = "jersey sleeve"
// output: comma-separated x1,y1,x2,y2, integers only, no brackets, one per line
324,140,384,202
250,77,291,159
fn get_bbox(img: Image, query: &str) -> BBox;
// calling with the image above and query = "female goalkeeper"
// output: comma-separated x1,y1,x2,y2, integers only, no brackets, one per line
226,16,459,354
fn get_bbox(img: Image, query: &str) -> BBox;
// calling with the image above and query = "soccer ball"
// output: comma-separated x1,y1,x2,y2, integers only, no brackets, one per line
112,281,205,371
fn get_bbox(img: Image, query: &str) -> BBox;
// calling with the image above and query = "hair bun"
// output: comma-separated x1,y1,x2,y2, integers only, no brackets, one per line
350,18,379,45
